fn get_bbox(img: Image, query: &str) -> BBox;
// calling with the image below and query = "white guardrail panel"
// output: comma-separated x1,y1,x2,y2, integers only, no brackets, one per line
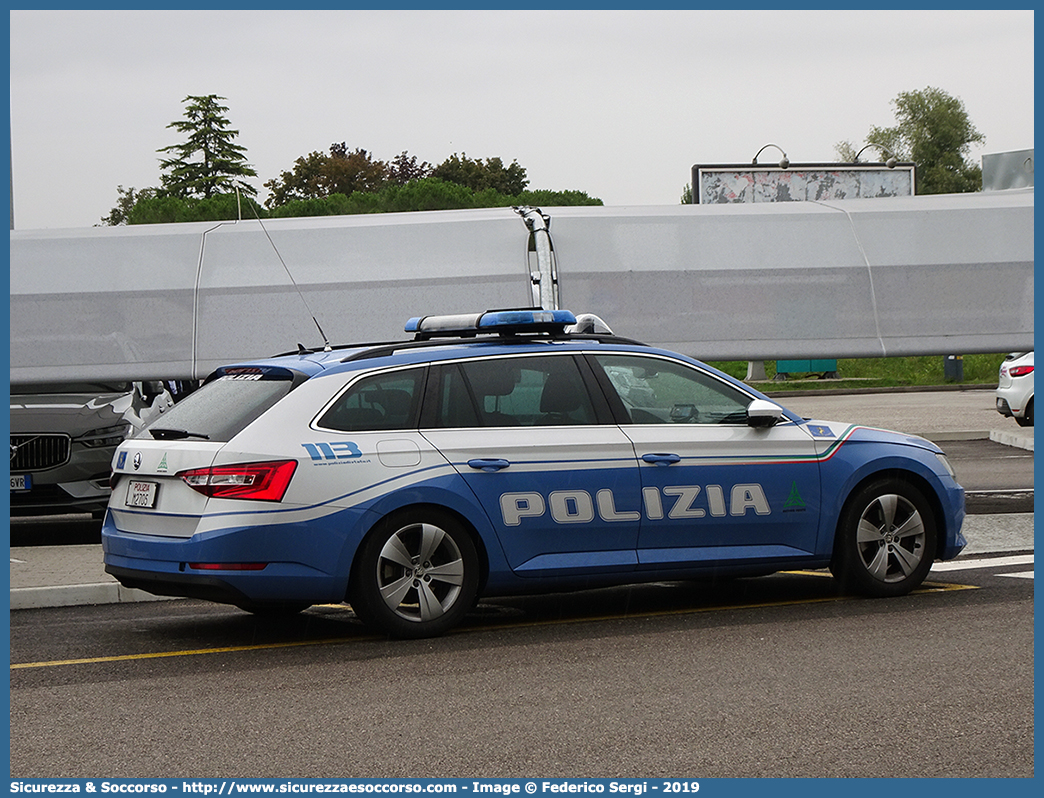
9,190,1033,383
544,190,1033,360
10,209,533,382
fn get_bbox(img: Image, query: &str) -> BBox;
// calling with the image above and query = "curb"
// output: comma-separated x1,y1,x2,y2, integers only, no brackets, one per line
921,430,989,442
10,583,175,610
990,428,1034,451
762,384,998,398
907,429,1033,452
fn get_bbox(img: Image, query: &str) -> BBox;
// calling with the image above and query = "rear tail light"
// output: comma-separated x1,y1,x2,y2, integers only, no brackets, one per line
178,460,298,502
1009,365,1034,378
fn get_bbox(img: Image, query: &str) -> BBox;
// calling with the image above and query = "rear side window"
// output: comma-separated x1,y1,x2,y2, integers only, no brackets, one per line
430,355,597,427
138,374,296,443
317,368,425,432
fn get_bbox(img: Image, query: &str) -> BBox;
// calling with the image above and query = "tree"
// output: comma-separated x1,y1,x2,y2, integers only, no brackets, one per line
431,154,528,195
266,179,602,219
842,87,984,194
99,185,158,225
263,144,396,207
158,94,258,198
264,148,531,209
833,141,858,163
387,151,434,185
126,192,265,224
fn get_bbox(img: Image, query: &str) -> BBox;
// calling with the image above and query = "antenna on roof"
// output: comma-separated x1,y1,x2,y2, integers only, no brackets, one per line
244,198,332,352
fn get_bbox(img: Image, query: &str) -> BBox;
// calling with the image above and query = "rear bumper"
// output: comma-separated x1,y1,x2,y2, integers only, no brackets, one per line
102,548,345,606
105,563,255,605
101,508,369,607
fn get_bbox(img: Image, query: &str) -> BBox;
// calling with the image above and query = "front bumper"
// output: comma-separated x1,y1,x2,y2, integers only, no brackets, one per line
938,479,967,561
10,475,112,516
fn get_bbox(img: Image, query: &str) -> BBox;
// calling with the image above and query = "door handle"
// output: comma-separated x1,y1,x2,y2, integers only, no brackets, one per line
642,453,681,466
467,458,511,472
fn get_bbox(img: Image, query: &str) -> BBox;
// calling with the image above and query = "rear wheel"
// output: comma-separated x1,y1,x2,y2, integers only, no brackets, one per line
830,478,936,597
1016,398,1033,427
349,508,479,638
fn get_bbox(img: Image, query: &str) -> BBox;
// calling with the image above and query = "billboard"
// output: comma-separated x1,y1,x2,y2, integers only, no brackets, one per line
982,149,1034,191
692,163,915,204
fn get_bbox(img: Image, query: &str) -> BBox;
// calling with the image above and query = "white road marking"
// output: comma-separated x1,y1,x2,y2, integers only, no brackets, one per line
931,554,1034,571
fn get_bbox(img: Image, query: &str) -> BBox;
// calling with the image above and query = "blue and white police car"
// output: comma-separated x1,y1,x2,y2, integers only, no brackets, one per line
102,310,966,638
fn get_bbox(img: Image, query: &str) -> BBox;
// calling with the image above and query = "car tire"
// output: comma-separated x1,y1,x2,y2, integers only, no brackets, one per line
830,478,937,598
1016,398,1033,427
349,508,480,638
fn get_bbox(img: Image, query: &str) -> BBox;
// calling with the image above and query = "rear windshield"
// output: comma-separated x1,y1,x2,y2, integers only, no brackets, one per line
137,374,296,443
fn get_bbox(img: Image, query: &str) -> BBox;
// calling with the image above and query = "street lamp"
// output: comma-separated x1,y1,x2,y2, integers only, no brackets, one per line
853,144,899,168
751,143,790,170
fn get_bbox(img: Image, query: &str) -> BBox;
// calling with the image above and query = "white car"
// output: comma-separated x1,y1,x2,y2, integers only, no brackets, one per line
996,352,1034,427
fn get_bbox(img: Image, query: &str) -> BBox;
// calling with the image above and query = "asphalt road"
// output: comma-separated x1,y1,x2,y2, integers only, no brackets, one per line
943,438,1034,513
10,553,1033,778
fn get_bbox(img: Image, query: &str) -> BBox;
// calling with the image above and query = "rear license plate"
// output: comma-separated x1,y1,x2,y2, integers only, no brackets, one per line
126,480,158,508
10,474,31,491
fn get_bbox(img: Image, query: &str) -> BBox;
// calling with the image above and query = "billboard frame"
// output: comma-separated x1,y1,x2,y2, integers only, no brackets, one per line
690,161,916,204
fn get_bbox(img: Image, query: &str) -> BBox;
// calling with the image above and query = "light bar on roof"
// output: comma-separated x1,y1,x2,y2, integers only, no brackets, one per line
479,309,576,328
405,309,578,338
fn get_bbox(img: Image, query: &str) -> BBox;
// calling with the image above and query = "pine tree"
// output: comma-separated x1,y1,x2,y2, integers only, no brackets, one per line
158,94,258,198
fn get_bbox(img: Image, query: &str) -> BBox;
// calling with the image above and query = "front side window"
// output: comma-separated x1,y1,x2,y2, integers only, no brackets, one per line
592,354,752,424
432,355,597,427
317,367,425,432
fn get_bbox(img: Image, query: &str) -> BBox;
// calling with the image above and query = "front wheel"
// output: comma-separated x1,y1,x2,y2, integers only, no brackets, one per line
349,509,480,638
830,478,937,598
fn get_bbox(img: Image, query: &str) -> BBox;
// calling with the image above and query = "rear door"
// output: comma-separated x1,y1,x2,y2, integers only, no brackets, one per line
420,352,643,577
588,353,822,569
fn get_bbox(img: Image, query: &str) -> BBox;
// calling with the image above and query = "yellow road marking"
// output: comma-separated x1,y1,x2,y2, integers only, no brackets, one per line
10,636,371,670
10,580,977,670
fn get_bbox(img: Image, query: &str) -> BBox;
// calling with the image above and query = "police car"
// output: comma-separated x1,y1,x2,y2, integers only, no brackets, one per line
102,309,966,638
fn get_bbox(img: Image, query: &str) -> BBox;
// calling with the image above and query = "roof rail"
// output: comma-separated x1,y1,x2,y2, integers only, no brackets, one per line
273,309,650,362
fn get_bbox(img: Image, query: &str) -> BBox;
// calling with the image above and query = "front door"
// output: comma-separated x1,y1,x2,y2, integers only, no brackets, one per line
588,353,822,569
421,353,642,577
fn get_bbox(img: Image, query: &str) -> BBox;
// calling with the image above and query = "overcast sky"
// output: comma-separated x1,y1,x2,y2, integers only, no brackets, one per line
8,8,1035,231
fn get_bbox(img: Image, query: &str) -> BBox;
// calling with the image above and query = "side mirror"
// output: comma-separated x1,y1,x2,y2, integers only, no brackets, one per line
747,398,783,428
